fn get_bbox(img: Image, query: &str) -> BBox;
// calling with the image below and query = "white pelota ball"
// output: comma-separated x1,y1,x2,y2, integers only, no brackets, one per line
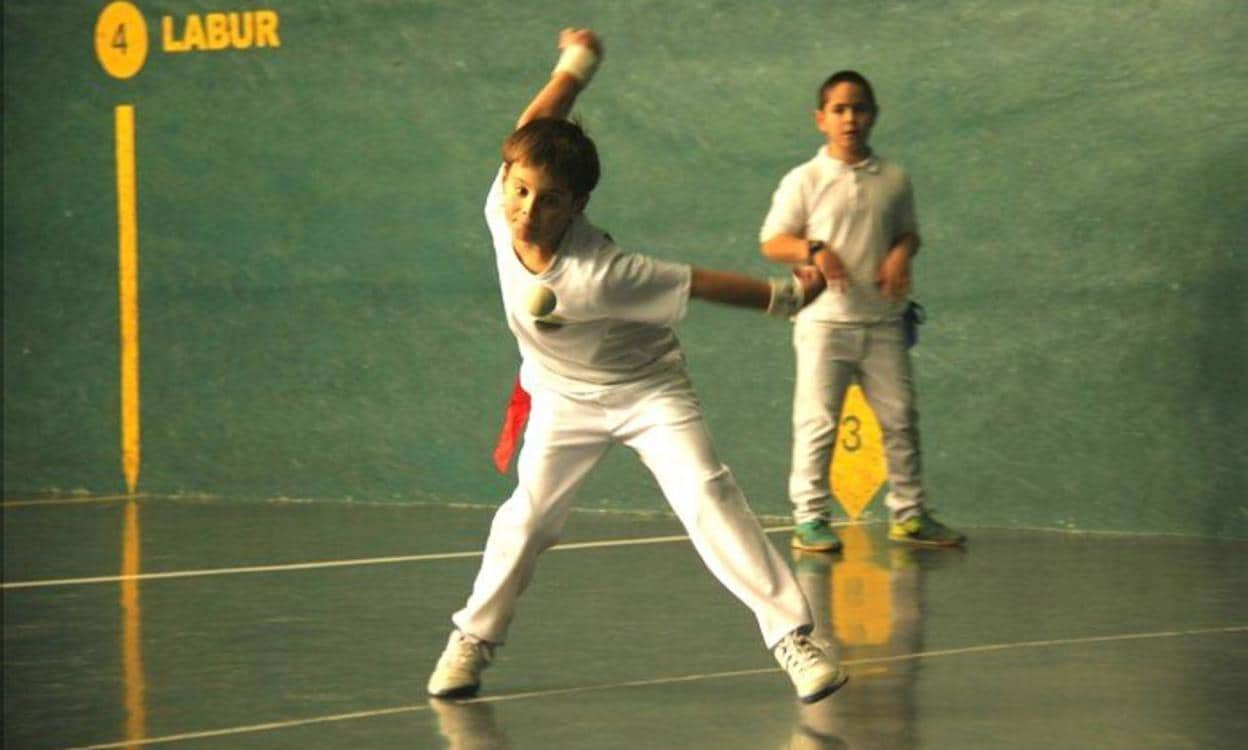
525,284,557,318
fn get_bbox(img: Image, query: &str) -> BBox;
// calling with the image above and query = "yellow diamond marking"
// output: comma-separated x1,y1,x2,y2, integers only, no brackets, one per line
829,384,886,520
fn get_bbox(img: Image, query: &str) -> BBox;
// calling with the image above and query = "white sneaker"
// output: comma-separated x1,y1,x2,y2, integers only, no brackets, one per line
773,631,848,703
427,630,494,698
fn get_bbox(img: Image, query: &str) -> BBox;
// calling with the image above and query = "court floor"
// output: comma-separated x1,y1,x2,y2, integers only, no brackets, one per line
3,496,1246,749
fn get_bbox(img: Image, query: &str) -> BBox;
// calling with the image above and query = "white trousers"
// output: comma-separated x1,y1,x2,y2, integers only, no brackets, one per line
453,368,812,649
789,319,926,524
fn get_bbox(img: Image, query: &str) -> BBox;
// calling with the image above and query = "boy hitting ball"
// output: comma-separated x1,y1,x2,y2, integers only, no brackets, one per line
427,28,848,704
759,71,965,552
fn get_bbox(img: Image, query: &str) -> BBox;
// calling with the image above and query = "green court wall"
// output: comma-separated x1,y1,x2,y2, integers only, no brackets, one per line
4,1,1245,538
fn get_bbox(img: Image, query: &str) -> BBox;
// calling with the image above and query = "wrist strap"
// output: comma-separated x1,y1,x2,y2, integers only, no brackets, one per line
766,276,803,317
553,45,599,84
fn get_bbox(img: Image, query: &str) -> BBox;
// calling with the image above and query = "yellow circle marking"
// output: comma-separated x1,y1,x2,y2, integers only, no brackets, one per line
95,2,149,79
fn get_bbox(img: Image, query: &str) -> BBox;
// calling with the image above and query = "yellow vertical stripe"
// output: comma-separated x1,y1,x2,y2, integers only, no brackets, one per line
120,500,148,746
115,105,141,494
116,108,148,743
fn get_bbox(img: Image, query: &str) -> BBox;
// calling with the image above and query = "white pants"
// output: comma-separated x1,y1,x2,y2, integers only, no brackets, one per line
453,368,812,649
789,319,926,524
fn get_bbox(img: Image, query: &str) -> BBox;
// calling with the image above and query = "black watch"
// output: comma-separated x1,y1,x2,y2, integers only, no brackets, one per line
807,240,826,261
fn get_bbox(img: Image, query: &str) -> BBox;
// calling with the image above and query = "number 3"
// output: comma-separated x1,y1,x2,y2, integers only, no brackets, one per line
841,415,862,452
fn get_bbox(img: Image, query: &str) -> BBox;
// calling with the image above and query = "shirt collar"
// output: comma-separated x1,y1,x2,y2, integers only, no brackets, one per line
818,148,880,174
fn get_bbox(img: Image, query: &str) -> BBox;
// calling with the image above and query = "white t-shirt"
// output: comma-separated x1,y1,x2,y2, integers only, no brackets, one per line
760,150,918,324
486,168,693,394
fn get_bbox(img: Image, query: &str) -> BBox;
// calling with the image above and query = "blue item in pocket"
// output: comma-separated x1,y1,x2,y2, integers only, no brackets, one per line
903,301,926,348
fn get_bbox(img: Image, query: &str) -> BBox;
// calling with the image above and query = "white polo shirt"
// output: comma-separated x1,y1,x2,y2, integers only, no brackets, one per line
486,168,693,394
760,149,918,324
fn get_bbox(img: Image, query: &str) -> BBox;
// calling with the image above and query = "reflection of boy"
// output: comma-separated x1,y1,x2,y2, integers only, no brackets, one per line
787,533,927,749
760,71,965,552
427,28,846,705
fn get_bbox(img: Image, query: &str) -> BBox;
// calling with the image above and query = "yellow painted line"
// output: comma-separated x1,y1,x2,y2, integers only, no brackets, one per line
120,500,148,745
63,624,1248,749
115,103,141,495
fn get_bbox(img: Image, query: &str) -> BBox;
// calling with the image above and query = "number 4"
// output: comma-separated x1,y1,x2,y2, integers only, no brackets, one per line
113,23,128,53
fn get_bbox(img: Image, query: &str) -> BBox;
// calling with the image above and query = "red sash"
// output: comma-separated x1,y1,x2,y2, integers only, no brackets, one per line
492,375,531,473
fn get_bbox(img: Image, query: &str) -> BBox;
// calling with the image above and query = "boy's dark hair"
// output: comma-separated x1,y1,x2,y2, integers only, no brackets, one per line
818,70,877,111
502,118,600,197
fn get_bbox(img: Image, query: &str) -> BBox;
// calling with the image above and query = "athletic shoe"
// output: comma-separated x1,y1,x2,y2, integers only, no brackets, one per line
790,520,843,552
888,510,966,548
773,631,849,703
427,630,494,698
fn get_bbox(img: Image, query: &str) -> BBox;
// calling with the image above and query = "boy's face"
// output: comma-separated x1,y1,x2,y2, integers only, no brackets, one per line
815,82,877,162
503,161,587,251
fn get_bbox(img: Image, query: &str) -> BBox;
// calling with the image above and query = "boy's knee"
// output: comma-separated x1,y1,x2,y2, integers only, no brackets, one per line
494,489,567,546
876,405,919,435
700,465,745,504
794,411,838,438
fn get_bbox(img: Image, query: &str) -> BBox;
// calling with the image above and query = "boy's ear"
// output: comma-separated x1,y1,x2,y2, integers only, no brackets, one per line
813,108,829,133
573,193,590,213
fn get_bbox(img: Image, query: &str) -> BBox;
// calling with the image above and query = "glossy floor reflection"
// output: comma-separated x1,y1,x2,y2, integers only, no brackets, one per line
3,498,1246,749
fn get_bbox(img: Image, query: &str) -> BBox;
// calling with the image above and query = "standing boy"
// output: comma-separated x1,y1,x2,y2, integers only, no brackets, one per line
427,28,848,704
759,71,965,553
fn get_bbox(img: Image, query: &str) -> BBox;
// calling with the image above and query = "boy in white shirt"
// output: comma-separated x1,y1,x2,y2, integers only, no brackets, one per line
760,71,965,552
427,28,847,705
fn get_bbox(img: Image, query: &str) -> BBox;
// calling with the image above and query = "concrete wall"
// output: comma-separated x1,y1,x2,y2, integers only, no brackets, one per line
5,0,1245,537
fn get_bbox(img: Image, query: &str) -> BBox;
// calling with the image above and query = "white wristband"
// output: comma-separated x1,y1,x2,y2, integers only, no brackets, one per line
766,276,804,318
553,44,599,84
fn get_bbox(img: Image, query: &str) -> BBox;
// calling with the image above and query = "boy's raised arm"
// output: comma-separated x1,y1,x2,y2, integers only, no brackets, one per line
515,28,603,131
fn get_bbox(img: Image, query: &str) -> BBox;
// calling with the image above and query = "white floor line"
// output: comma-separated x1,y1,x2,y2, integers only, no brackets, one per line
64,624,1248,750
0,493,803,527
3,531,794,590
1,494,150,508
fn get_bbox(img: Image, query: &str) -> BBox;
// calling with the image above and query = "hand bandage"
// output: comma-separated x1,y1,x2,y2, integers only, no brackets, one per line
553,44,600,84
766,276,805,317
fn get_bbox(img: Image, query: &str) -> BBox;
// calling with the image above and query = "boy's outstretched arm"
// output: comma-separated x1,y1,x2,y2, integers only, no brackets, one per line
515,28,603,131
690,266,825,316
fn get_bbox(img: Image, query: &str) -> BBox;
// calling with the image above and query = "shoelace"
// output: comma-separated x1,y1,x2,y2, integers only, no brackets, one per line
777,635,824,671
450,636,493,667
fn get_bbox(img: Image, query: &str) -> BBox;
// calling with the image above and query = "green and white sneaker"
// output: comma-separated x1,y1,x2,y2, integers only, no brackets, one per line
427,630,494,699
773,631,849,703
790,520,843,552
888,510,966,548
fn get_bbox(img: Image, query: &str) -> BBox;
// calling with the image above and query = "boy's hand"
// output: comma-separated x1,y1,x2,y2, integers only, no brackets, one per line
517,27,600,128
793,265,827,308
559,28,603,58
811,246,849,292
876,245,912,301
